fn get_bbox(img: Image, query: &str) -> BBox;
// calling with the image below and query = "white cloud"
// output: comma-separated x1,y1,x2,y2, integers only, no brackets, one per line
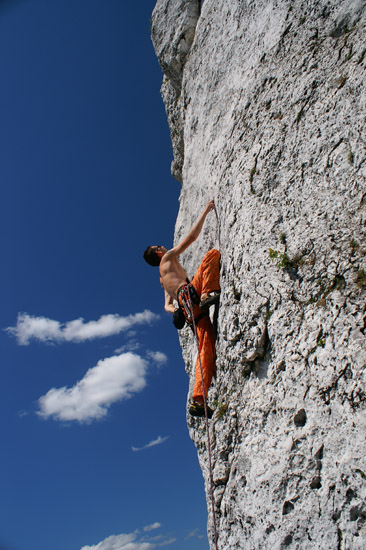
147,351,167,365
142,536,175,546
143,523,161,532
114,340,141,354
6,311,159,345
132,436,169,452
80,532,152,550
80,529,175,550
185,528,203,540
38,352,147,423
154,540,176,548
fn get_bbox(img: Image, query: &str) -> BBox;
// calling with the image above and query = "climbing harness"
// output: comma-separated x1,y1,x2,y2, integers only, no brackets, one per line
176,282,209,331
177,281,199,321
185,288,219,550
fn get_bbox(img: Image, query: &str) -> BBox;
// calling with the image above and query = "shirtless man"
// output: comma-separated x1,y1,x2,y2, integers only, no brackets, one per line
143,200,220,418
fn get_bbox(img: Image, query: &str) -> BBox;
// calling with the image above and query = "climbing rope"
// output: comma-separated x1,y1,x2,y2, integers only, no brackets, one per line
214,201,221,250
186,289,219,550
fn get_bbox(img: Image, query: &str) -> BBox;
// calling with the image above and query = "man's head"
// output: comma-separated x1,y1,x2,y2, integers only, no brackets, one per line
143,245,165,266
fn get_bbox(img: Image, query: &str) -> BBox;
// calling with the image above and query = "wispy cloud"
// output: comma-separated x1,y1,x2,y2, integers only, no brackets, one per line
147,351,168,365
185,528,203,540
6,311,159,345
80,532,151,550
38,352,147,423
132,436,169,452
114,340,141,354
80,528,175,550
144,523,161,532
156,540,176,547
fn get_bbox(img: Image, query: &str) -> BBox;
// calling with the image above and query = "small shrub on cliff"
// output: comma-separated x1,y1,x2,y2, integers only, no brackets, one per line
277,253,293,269
356,269,366,288
212,401,228,421
242,361,256,379
346,45,354,61
269,248,279,260
269,248,296,270
358,49,366,64
265,309,273,321
232,282,241,301
350,238,359,251
337,75,347,88
279,232,287,245
317,337,325,348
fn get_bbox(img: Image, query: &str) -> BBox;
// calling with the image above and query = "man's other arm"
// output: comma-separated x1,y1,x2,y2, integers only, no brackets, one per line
164,290,176,314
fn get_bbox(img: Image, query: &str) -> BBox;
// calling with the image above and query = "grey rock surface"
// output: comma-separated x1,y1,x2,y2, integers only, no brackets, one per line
151,0,366,548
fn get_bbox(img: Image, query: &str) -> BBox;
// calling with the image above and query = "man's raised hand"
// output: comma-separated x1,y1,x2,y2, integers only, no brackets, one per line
205,199,215,214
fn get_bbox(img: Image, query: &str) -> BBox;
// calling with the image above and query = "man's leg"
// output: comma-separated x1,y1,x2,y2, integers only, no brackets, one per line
189,249,220,413
192,316,216,402
191,249,220,298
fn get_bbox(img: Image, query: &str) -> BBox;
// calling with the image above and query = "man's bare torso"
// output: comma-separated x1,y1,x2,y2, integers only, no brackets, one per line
159,255,188,299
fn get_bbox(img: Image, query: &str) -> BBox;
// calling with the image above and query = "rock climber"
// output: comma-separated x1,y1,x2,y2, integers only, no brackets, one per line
143,199,220,418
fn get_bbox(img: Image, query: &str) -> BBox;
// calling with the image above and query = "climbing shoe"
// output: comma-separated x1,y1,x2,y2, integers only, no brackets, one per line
199,291,220,310
189,400,214,419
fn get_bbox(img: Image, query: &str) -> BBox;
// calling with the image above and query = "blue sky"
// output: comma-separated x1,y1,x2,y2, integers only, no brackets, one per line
0,1,209,549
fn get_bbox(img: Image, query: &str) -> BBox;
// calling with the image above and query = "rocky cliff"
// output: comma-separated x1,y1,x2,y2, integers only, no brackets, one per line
151,1,366,548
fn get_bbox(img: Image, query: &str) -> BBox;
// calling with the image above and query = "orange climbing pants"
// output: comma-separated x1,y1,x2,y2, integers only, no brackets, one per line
178,249,221,401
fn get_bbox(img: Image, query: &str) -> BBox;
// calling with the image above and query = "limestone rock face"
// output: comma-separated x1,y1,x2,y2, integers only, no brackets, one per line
151,1,366,548
151,0,200,180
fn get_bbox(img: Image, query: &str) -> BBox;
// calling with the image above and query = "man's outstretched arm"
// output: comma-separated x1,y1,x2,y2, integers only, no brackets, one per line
165,199,215,260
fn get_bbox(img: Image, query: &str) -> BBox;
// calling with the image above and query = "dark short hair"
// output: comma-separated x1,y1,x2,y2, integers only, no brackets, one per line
143,246,161,266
